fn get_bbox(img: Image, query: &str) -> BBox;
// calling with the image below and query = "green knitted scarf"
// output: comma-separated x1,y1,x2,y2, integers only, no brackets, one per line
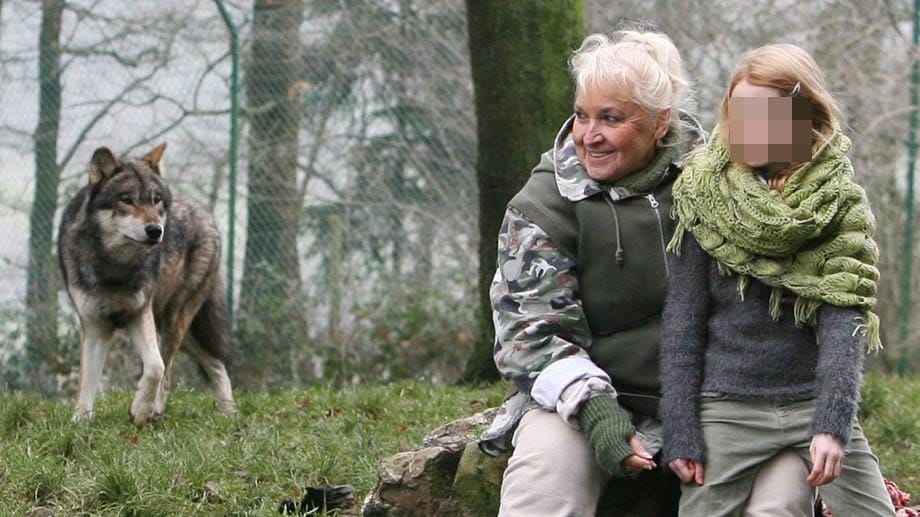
667,125,882,351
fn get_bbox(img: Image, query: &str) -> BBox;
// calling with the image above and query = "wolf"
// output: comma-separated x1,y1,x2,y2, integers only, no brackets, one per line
58,143,236,426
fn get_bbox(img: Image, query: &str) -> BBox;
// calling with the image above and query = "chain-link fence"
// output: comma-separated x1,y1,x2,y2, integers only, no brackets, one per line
1,0,477,392
2,0,919,395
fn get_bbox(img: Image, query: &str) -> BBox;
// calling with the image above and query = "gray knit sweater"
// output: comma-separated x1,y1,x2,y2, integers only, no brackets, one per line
659,233,866,465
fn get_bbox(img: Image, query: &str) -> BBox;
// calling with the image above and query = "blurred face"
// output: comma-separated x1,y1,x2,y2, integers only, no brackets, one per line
572,84,669,183
728,78,813,167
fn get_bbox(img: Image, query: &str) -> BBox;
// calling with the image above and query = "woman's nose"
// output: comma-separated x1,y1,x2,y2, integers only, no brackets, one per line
584,122,603,144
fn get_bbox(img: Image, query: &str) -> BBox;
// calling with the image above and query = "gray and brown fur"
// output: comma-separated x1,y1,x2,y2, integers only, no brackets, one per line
58,143,236,426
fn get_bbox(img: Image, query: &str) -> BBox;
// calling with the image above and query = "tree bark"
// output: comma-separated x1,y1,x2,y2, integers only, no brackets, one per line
25,0,64,393
461,0,585,383
236,0,308,387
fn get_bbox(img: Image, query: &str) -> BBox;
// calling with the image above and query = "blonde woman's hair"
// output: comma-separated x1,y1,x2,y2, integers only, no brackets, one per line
568,30,695,140
719,43,844,154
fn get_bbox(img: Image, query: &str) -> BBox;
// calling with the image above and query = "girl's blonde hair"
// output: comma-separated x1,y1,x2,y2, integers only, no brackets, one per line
568,30,694,139
719,43,844,154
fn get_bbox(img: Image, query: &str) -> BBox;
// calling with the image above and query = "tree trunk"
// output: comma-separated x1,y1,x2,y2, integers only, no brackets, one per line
236,0,307,388
461,0,585,383
25,0,64,394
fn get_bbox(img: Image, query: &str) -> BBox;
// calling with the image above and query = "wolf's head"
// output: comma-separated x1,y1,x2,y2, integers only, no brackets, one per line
87,143,173,261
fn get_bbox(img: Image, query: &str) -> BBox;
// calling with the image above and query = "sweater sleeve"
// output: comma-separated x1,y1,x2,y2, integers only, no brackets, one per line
491,206,606,403
810,304,866,444
659,232,711,464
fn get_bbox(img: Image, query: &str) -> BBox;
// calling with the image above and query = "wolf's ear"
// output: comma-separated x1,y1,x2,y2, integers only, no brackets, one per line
89,147,120,186
142,143,167,173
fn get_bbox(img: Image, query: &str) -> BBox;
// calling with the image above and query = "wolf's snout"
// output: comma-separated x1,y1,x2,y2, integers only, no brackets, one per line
145,224,163,242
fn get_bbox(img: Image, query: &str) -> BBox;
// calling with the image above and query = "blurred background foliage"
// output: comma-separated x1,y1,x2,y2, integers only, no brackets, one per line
0,0,917,395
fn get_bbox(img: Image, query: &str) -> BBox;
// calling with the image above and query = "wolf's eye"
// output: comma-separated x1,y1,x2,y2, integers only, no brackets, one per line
153,194,163,204
119,196,133,205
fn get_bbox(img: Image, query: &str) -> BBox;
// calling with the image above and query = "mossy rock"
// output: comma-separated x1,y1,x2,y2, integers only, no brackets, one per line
452,441,509,515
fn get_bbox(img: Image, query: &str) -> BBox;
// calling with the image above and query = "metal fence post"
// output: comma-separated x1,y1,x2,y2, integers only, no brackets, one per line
215,0,240,324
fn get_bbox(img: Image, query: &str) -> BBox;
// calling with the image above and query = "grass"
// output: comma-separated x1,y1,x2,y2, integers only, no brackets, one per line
0,381,505,516
860,373,920,503
0,374,917,515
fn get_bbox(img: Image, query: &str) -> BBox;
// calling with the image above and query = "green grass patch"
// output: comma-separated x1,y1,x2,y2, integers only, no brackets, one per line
0,375,916,515
860,374,920,501
0,381,504,515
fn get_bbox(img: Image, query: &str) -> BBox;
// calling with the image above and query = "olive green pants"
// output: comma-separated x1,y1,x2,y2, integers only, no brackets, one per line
679,397,895,517
500,408,815,516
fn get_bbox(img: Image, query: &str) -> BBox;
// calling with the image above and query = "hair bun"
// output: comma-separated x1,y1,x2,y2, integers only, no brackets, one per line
615,30,688,98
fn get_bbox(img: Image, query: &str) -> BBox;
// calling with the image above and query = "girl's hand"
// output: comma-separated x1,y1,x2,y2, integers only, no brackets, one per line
668,458,705,485
623,435,657,473
807,433,844,486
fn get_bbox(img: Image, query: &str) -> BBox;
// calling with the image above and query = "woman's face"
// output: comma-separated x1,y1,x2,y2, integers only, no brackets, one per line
572,84,669,183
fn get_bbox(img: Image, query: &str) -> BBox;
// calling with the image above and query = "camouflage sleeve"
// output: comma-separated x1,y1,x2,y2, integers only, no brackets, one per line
490,206,597,396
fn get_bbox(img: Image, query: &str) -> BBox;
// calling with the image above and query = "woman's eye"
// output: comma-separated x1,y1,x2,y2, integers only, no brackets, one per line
574,111,587,120
603,114,621,123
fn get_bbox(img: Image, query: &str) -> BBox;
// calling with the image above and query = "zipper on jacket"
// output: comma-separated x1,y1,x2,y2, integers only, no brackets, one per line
646,193,669,277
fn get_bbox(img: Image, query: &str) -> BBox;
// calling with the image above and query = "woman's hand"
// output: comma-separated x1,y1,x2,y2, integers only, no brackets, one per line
807,433,844,486
668,458,704,485
622,435,656,473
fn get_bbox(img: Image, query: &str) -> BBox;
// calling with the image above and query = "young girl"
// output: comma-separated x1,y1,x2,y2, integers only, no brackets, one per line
659,44,896,516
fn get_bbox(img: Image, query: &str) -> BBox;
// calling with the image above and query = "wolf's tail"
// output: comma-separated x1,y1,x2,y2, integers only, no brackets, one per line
189,280,233,364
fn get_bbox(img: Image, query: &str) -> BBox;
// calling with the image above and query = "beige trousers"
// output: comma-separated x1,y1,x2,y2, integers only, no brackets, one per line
499,408,815,517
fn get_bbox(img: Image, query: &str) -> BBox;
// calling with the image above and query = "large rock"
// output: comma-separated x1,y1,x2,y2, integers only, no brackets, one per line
362,408,679,516
363,446,465,516
363,409,499,516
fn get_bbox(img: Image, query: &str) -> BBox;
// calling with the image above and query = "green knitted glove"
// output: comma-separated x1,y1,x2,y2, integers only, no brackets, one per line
577,396,637,477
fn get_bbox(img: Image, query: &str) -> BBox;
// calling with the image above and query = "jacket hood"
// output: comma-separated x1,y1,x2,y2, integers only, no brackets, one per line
552,115,606,202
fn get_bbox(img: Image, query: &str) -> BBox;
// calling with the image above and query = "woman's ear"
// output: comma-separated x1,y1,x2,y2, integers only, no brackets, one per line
655,108,672,140
655,108,671,143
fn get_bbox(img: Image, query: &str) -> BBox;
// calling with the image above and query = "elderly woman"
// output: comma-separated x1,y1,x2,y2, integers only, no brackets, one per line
480,31,813,516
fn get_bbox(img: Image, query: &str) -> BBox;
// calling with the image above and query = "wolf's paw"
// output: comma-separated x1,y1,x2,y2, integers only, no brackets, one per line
217,398,238,413
129,408,163,427
130,399,155,427
130,411,152,428
72,407,95,422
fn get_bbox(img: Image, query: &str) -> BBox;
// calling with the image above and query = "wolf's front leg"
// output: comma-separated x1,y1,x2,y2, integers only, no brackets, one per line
126,308,164,427
73,325,114,422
